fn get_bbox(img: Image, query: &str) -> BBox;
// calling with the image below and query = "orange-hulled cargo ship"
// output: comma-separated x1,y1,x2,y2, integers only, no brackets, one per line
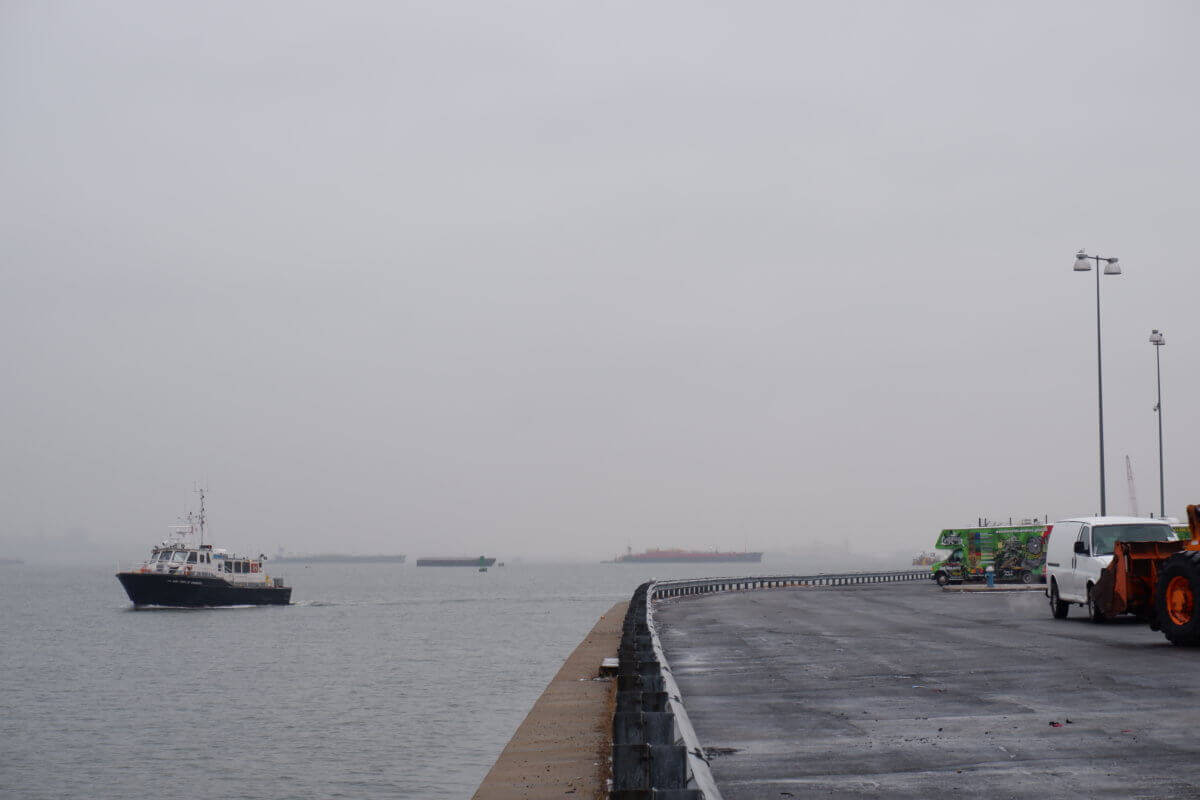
611,547,763,564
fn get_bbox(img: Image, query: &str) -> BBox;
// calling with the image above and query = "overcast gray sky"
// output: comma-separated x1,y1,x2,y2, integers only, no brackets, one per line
3,1,1199,563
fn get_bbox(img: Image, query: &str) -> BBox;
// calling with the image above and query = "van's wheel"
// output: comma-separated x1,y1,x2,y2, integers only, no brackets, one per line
1086,583,1106,624
935,571,949,587
1155,551,1200,646
1050,581,1069,619
1020,571,1034,585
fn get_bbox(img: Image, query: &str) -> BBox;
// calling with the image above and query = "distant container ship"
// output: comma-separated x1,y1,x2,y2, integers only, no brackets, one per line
271,552,406,564
416,556,496,567
611,547,763,564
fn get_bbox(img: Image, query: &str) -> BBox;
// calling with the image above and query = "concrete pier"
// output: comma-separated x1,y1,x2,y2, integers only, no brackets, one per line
655,582,1200,799
473,602,626,800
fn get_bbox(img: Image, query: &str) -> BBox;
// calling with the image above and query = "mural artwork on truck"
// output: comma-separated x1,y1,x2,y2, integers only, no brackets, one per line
930,525,1047,586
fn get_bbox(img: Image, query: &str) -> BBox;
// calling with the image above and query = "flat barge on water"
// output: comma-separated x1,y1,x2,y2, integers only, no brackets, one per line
416,556,496,567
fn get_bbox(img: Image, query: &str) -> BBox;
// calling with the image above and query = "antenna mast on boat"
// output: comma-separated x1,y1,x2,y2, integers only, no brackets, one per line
196,484,207,547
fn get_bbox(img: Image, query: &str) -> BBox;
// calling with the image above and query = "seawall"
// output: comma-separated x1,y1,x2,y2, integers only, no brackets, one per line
472,601,627,800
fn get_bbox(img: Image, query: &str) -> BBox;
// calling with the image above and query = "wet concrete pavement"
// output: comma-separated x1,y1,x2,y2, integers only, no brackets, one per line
655,582,1200,799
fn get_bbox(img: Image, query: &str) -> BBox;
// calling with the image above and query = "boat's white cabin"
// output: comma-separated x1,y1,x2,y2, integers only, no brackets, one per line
138,543,273,585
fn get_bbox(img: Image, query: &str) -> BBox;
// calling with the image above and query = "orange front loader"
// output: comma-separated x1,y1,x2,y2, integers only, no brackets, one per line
1095,504,1200,645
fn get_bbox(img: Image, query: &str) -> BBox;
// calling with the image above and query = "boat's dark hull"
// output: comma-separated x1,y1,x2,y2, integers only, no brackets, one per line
116,572,292,607
416,558,497,567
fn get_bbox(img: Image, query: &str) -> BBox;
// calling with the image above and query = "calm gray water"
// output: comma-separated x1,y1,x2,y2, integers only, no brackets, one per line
0,559,832,799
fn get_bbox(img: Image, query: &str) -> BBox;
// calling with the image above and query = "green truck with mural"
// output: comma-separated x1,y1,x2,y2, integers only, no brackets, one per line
930,523,1049,586
930,521,1193,586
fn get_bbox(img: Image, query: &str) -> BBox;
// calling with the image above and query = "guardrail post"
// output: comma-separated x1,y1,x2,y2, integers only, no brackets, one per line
649,745,689,789
612,744,649,790
642,711,675,745
613,712,643,745
641,691,669,712
611,744,692,792
613,711,676,745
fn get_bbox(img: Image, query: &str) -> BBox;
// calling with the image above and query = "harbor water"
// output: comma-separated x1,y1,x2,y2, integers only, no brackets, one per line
0,558,860,799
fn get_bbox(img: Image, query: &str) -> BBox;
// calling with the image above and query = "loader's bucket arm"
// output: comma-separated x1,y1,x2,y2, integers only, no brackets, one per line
1096,539,1187,618
1188,504,1200,544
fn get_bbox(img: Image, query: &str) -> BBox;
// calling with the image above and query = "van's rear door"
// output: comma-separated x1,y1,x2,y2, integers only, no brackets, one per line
1047,521,1082,601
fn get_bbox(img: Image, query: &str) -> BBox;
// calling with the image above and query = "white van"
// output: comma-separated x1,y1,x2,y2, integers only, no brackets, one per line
1045,516,1177,621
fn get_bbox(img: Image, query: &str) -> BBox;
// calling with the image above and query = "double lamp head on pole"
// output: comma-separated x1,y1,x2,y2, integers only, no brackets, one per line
1074,249,1122,275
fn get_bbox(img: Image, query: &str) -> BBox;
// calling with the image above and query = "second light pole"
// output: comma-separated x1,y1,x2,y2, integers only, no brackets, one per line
1074,249,1122,515
1150,329,1165,518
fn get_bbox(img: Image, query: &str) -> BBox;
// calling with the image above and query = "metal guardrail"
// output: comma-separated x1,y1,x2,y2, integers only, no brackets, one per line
650,569,930,601
643,586,723,800
610,570,928,799
611,583,703,799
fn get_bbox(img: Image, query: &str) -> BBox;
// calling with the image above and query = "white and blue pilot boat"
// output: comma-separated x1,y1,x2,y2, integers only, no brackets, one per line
116,491,291,607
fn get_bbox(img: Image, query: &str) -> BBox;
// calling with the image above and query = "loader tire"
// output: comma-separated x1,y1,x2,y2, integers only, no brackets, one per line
1050,581,1069,619
1086,583,1106,624
1155,551,1200,646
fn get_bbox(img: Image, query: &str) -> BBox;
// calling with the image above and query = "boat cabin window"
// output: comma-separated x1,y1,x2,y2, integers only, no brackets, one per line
171,551,188,563
223,561,232,573
187,552,198,563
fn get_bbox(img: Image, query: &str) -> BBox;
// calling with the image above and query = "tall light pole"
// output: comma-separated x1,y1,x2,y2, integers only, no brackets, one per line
1150,329,1165,518
1074,249,1122,516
